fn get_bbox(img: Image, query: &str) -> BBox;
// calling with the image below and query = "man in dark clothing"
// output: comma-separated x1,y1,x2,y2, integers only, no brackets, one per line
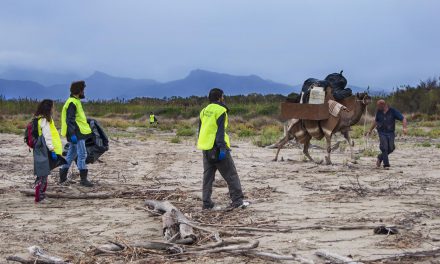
367,99,407,168
197,88,248,210
60,81,94,187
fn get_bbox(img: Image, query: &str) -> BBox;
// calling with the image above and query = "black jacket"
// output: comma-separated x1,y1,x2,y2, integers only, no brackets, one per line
66,98,91,141
198,102,229,151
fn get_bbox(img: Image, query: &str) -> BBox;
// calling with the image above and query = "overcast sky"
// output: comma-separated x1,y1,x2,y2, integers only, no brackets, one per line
0,0,439,89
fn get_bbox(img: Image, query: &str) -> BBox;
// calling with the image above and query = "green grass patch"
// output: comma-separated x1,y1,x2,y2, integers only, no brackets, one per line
252,125,282,147
170,136,181,143
176,126,196,137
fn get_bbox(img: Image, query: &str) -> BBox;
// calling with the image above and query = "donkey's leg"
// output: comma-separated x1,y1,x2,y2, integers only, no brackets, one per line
342,131,354,161
325,135,333,165
303,136,320,163
273,135,290,162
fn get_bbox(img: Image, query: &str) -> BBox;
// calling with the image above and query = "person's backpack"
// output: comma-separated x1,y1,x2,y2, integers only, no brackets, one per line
24,118,39,149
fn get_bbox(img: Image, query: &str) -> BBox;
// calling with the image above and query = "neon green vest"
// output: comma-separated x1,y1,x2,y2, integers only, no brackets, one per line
150,114,155,123
38,118,63,155
197,103,230,150
61,97,92,137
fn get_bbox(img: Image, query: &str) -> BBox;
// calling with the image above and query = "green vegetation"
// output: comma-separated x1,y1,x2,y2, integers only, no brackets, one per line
2,77,440,146
252,125,283,147
170,136,181,144
176,126,196,137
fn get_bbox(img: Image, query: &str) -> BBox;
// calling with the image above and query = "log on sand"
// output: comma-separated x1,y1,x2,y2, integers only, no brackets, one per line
6,256,65,264
19,189,111,199
144,200,197,244
7,245,69,264
96,241,184,255
316,249,363,264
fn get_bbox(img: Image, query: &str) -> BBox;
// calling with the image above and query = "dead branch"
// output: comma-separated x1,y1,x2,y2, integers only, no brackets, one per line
187,240,259,255
364,248,440,262
95,241,184,255
144,200,197,244
6,256,66,264
316,249,363,264
19,189,111,199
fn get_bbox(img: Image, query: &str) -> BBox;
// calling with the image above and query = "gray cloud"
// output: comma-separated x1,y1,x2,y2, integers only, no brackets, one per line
1,0,439,89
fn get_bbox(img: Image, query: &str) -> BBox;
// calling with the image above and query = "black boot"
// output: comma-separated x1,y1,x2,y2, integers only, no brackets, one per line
80,169,94,187
59,168,68,184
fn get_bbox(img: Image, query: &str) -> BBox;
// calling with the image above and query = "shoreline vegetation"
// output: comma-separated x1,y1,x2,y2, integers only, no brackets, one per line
1,78,440,146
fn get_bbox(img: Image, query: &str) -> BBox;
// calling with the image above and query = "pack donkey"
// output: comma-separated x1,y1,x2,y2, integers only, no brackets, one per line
273,92,371,164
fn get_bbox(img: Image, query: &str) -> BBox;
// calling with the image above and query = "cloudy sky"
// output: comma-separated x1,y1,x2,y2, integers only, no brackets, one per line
0,0,439,89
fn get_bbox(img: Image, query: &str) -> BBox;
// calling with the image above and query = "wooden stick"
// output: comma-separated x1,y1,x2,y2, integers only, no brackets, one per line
316,249,362,264
6,255,68,264
188,240,259,255
144,200,197,244
19,189,112,199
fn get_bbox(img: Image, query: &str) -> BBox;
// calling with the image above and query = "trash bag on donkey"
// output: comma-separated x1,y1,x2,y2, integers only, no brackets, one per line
301,78,330,103
325,71,352,100
63,119,109,164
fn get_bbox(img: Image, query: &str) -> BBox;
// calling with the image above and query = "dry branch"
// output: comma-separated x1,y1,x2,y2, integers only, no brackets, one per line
144,200,197,244
19,189,111,199
316,249,362,264
95,241,184,255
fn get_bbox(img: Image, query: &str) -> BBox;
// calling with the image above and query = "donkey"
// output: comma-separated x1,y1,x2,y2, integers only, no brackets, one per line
273,92,371,164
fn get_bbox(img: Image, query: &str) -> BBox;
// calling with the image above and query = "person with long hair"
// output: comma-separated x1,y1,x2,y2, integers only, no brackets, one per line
34,99,63,203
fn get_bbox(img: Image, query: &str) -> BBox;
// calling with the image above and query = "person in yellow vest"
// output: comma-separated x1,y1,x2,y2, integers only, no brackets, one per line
33,99,63,203
197,88,249,210
60,81,94,187
149,112,158,126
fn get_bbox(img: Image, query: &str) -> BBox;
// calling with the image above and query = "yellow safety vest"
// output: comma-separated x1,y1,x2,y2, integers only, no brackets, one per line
61,97,92,137
150,114,155,123
38,118,63,155
197,103,230,150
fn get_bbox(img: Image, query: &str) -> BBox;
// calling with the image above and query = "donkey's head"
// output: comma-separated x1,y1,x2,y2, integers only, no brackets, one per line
356,92,371,106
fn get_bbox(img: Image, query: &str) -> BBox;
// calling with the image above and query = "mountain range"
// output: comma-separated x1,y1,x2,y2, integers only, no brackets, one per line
0,68,382,100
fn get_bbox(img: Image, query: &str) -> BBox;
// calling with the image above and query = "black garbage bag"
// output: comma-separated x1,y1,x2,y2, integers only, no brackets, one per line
325,71,352,100
333,87,353,100
325,71,347,91
301,78,330,103
62,119,109,164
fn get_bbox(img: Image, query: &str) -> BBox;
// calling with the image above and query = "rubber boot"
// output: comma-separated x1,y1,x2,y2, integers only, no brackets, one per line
80,169,94,187
59,168,68,184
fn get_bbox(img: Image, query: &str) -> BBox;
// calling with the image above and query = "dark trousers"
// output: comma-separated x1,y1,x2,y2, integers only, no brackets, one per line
202,151,244,207
378,132,395,167
35,175,48,202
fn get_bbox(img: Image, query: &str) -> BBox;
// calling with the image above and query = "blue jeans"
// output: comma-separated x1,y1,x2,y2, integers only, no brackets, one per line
62,139,88,170
378,132,395,167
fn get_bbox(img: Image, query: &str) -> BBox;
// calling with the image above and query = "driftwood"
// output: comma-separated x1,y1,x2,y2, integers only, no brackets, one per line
19,188,179,200
144,200,197,244
7,245,69,264
19,189,111,199
316,249,362,264
95,241,184,255
6,256,64,264
365,248,440,262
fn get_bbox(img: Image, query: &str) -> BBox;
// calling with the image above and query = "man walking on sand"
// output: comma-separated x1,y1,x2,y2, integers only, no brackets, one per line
197,88,249,210
366,99,407,169
59,81,94,187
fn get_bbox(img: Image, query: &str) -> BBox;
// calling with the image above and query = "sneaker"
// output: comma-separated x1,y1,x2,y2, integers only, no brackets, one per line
383,165,390,170
226,201,250,211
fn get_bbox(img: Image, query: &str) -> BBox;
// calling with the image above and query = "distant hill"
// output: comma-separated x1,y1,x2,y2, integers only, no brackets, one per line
0,68,385,99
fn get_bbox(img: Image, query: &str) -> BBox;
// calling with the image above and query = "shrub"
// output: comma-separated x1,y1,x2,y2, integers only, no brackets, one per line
176,126,196,137
170,136,181,143
252,125,282,147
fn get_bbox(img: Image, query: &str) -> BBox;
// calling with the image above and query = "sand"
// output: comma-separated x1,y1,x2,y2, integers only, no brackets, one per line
1,129,440,263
